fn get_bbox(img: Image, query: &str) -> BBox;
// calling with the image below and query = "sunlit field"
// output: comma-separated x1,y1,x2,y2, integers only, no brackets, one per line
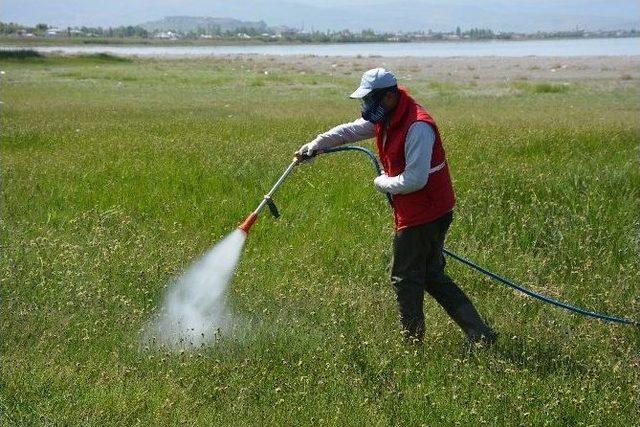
1,52,639,425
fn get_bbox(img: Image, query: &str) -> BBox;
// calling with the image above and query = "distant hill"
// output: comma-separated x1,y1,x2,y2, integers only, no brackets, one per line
140,16,268,33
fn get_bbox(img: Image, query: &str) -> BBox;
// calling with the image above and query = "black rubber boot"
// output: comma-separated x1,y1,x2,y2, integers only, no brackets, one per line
450,303,497,346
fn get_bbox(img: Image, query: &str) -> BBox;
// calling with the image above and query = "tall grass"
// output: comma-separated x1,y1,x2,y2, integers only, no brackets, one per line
77,52,132,62
0,49,43,59
1,54,638,425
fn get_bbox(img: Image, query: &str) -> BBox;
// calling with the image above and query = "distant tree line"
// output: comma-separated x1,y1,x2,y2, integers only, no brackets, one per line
0,21,637,42
81,26,149,38
0,22,47,35
0,21,149,38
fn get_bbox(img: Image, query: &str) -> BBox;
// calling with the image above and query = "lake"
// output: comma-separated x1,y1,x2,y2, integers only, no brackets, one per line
4,37,640,57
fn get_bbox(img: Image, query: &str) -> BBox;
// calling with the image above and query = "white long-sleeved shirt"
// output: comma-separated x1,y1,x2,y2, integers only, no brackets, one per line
310,118,435,195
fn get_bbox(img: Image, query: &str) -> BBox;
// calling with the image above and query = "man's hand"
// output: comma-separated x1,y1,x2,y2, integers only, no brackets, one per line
295,141,321,163
373,174,389,193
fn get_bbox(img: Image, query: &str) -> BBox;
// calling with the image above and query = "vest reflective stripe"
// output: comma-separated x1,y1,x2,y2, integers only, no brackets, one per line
429,161,446,174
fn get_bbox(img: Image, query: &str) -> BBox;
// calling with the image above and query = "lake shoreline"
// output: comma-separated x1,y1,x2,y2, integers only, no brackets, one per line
2,35,639,47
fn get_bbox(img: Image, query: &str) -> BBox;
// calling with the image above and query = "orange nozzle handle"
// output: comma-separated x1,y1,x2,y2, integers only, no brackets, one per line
238,212,258,234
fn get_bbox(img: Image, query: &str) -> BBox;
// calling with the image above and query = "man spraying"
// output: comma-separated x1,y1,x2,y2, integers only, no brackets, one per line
296,68,496,345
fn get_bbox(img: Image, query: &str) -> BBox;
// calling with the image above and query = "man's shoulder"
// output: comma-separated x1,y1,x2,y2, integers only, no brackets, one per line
415,103,435,122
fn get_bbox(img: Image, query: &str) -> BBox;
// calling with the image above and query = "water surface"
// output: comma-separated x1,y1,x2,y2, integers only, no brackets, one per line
3,37,639,57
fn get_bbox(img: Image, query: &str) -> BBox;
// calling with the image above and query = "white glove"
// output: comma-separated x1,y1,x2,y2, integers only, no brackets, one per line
373,174,389,193
295,140,322,162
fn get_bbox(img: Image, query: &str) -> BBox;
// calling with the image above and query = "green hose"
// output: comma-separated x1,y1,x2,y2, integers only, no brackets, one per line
322,145,639,327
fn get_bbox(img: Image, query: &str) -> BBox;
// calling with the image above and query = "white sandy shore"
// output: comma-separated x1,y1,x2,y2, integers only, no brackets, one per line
216,54,640,83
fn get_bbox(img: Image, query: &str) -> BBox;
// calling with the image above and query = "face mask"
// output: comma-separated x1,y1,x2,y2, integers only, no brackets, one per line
361,94,387,124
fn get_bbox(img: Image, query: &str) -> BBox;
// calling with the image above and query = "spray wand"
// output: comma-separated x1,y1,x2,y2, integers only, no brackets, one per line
238,146,391,234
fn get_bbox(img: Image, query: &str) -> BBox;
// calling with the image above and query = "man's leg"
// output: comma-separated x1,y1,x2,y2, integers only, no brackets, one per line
391,225,428,342
424,212,497,344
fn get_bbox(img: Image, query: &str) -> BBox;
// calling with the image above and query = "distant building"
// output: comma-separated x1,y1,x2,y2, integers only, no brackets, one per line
17,30,36,38
155,31,179,40
45,28,62,37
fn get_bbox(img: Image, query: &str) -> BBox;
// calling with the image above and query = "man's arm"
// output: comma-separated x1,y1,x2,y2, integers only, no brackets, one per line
374,122,435,195
297,118,375,156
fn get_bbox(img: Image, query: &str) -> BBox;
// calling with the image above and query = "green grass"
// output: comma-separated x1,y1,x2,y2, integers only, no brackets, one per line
1,54,639,426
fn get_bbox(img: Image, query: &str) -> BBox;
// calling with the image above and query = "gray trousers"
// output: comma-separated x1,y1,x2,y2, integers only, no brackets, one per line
391,211,473,340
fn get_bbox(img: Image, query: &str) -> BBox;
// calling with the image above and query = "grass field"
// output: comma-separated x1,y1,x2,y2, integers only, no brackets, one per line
1,52,639,425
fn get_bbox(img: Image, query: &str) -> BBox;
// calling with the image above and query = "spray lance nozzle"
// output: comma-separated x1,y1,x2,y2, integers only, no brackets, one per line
237,197,279,234
237,157,302,234
238,212,258,234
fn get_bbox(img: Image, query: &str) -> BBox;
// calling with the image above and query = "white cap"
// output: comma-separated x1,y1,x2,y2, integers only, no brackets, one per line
349,68,397,99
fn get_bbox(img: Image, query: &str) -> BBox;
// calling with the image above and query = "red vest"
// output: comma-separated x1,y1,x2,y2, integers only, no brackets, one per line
375,87,455,230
